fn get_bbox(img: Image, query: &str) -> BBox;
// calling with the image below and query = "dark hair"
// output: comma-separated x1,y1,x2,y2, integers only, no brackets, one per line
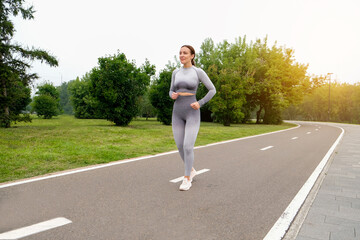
181,45,196,66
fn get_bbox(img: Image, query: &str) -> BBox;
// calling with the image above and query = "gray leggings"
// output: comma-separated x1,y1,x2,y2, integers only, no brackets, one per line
172,95,200,176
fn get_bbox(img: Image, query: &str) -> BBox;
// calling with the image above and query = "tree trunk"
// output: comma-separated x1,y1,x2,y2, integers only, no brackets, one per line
223,112,231,126
256,106,263,124
2,78,10,128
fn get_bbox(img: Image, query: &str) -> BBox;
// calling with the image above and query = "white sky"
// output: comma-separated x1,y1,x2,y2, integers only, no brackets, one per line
12,0,360,88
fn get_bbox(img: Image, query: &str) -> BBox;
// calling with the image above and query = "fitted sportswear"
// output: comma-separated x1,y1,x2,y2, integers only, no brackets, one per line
169,66,216,107
169,66,216,177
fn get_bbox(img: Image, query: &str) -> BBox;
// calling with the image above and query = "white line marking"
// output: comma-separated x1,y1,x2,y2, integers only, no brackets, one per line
263,126,344,240
291,137,298,140
315,129,319,131
306,132,311,134
0,217,72,240
0,124,300,189
260,146,274,151
170,169,210,183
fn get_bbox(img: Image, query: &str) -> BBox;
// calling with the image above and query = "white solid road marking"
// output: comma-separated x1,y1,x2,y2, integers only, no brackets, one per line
263,126,345,240
291,137,298,140
170,169,210,183
0,217,72,240
306,132,311,134
260,146,274,151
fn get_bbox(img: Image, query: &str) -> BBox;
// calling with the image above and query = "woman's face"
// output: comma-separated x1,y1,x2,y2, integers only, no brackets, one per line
179,47,194,66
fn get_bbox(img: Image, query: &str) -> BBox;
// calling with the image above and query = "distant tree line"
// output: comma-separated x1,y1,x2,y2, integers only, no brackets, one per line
2,0,359,128
14,36,321,127
283,80,360,124
4,2,359,128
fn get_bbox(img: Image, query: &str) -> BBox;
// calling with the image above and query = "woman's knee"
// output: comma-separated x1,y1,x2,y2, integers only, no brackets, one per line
183,144,194,155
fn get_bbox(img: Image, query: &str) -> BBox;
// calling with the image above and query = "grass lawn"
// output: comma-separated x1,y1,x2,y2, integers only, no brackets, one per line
0,115,295,183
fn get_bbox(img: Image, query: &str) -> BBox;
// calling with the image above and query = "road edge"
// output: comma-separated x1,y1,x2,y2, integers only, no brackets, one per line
263,122,345,240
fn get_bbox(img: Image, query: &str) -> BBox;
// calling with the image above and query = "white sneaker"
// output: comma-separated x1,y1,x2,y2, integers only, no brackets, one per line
190,169,197,183
179,178,192,191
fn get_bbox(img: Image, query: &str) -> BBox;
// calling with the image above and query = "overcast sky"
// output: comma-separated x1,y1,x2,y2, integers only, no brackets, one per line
12,0,360,88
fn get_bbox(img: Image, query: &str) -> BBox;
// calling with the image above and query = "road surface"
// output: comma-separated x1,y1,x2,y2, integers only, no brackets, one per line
0,122,342,239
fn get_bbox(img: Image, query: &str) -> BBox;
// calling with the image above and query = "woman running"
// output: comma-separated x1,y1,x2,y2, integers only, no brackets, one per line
169,45,216,191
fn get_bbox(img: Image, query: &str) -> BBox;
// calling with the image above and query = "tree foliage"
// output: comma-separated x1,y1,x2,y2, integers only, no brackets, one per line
244,38,309,124
0,0,58,127
196,36,309,125
89,52,155,126
208,38,256,126
57,81,73,115
284,81,360,124
32,83,60,119
138,87,156,119
149,66,174,125
68,75,103,119
32,94,58,119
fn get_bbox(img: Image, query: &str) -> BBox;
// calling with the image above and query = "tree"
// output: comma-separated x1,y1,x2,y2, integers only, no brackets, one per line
57,81,73,115
0,0,58,127
89,52,155,126
207,37,256,126
249,37,308,124
32,94,58,119
138,87,156,119
197,38,219,122
68,75,103,119
32,82,60,119
149,66,174,125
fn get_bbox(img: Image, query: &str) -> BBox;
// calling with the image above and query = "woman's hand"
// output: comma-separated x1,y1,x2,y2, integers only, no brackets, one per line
171,92,179,100
190,102,200,110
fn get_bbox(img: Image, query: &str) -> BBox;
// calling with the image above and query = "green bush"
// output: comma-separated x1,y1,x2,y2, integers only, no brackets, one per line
32,95,59,119
149,69,174,125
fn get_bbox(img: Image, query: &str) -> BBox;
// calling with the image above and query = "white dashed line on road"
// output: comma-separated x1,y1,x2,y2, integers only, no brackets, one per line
170,169,210,183
291,137,298,140
260,146,274,151
306,132,311,134
0,217,72,240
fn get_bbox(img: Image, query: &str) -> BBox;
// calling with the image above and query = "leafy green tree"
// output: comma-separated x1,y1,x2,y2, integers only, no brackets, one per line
197,38,219,122
57,81,73,115
249,37,309,124
32,94,58,119
0,0,58,127
138,87,156,119
68,75,103,119
208,37,256,126
89,52,155,126
32,83,60,119
149,66,174,125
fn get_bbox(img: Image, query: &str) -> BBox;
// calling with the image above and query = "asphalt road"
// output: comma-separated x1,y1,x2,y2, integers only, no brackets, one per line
0,122,342,240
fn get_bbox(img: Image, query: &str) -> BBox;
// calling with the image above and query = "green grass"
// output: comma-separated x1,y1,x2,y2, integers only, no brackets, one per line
0,115,295,183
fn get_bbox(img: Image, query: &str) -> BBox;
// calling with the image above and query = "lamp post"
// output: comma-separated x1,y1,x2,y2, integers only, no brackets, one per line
327,73,333,122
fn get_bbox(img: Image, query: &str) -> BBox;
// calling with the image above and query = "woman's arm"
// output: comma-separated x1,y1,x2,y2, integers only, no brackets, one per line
196,68,216,107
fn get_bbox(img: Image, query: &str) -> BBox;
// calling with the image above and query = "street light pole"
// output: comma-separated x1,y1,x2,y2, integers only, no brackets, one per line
327,73,333,122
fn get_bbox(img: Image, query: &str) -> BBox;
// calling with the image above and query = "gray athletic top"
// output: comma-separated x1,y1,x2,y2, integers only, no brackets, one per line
169,66,216,107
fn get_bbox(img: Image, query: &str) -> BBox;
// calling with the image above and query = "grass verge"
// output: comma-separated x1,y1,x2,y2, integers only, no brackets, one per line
0,115,295,183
